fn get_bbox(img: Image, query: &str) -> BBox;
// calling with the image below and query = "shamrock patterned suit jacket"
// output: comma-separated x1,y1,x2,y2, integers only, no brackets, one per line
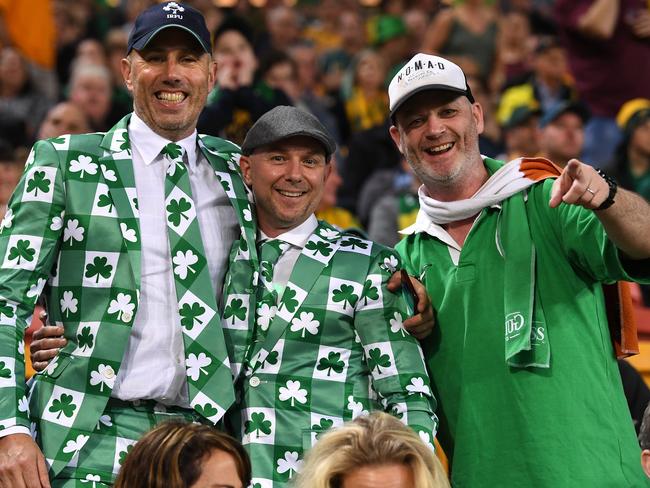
0,114,258,477
221,220,438,487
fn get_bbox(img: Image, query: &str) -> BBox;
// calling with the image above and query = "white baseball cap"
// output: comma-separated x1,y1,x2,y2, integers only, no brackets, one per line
388,53,474,119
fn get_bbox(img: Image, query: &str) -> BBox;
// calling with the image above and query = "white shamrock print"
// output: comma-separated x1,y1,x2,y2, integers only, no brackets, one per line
100,164,116,182
26,278,46,301
318,227,340,240
96,414,113,430
389,312,407,337
243,207,252,222
69,155,98,179
62,434,90,455
108,293,135,322
50,210,65,231
18,340,24,355
0,209,13,232
89,364,115,392
18,396,28,413
406,376,431,396
60,290,78,317
289,312,320,338
186,352,212,381
257,303,277,331
24,148,35,168
381,255,399,273
80,474,102,487
172,249,198,280
120,223,137,243
30,422,37,441
44,355,59,376
276,451,302,479
347,395,368,419
63,219,85,246
419,431,435,451
278,380,308,407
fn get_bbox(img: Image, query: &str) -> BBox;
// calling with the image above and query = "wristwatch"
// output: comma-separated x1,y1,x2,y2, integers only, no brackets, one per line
595,168,617,211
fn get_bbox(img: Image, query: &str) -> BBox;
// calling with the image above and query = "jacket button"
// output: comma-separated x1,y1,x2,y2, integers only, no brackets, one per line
249,376,261,387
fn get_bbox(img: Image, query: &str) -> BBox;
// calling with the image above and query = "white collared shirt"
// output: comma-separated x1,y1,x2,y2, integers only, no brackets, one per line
111,113,239,405
259,215,318,298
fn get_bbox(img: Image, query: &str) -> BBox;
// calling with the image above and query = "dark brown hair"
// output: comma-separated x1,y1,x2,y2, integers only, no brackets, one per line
113,421,251,488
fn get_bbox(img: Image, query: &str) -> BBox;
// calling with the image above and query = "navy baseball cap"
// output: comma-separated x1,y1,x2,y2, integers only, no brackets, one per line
539,101,590,128
127,2,211,54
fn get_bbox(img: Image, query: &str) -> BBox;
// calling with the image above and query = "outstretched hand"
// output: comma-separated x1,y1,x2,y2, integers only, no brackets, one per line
549,159,608,209
387,272,435,340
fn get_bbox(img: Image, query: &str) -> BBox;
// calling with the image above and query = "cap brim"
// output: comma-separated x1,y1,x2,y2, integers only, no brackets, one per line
389,85,472,121
130,24,210,53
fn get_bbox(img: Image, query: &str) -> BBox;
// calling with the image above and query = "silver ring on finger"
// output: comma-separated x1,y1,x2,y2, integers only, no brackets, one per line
586,187,596,196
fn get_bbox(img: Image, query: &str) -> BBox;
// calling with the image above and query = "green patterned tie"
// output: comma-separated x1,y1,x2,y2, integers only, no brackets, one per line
162,142,235,424
254,239,288,341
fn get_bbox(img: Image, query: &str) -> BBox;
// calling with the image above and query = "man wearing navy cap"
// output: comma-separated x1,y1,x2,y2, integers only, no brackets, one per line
389,53,650,486
0,3,253,486
538,101,590,168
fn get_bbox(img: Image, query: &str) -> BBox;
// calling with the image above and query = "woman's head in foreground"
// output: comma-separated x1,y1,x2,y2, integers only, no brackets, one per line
295,412,450,488
114,420,251,488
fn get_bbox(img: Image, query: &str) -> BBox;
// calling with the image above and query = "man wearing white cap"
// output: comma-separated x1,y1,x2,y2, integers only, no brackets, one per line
388,53,650,486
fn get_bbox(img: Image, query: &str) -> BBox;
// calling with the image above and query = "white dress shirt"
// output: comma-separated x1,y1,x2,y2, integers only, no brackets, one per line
111,113,239,405
259,215,318,299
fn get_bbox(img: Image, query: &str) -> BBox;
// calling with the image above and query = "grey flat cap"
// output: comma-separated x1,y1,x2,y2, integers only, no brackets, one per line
241,106,336,160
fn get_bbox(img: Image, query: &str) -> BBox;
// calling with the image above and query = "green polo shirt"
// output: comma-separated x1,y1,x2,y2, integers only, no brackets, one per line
397,158,650,487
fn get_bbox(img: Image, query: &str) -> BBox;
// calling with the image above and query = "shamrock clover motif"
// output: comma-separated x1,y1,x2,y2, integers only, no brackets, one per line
406,377,431,396
278,380,308,407
276,451,302,479
290,312,320,338
186,352,212,382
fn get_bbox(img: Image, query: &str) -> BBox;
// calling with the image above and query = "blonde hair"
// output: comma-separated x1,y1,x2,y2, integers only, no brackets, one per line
113,421,251,488
295,412,450,488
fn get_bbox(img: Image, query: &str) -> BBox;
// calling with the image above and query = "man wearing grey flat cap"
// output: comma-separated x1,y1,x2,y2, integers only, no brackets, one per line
0,2,253,486
220,105,438,487
389,52,650,486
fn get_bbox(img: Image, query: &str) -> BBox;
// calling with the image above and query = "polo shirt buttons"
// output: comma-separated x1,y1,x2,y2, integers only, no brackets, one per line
249,376,261,388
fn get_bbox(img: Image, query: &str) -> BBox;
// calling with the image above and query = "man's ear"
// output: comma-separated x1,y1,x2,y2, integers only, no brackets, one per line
389,125,404,155
239,155,252,186
472,101,485,135
121,56,134,92
641,450,650,478
208,58,218,92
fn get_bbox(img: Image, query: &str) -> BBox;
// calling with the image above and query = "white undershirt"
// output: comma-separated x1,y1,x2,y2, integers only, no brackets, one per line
111,113,239,405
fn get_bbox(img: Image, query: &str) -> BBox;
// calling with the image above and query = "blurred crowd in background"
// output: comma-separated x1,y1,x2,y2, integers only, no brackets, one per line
1,0,649,251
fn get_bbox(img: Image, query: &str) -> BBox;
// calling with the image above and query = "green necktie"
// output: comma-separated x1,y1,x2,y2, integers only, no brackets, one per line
254,239,288,340
162,142,235,423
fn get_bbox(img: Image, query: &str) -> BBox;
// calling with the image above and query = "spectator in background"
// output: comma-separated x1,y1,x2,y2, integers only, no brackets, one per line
295,412,450,488
421,0,499,88
554,0,650,170
320,10,367,100
288,41,345,145
198,16,292,145
368,15,411,86
0,142,22,220
497,104,541,161
302,0,342,54
345,49,389,133
256,6,301,61
114,421,251,488
105,28,133,110
315,155,361,231
67,62,129,131
0,47,52,148
639,402,650,477
37,101,90,140
494,9,535,87
75,38,107,67
497,37,575,128
613,98,650,201
537,101,589,167
618,360,650,435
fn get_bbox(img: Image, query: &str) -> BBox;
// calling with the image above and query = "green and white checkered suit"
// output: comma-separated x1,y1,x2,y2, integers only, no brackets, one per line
0,114,258,478
222,221,438,487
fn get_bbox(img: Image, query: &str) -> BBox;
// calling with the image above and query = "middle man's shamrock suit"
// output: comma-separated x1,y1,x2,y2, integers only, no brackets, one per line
221,219,438,487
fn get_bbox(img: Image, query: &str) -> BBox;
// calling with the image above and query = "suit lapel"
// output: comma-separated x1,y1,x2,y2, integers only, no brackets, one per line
198,136,258,267
98,114,142,289
250,221,341,373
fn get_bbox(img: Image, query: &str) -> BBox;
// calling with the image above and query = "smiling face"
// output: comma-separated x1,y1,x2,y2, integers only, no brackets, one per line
240,136,332,237
121,28,216,141
389,90,486,200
